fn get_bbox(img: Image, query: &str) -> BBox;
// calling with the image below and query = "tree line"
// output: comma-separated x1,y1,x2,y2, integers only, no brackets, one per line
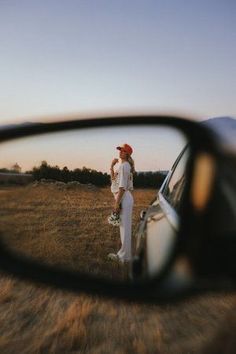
1,161,167,189
28,161,167,188
0,163,21,174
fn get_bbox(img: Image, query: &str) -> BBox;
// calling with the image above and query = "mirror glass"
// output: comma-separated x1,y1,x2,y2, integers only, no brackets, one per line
0,125,189,281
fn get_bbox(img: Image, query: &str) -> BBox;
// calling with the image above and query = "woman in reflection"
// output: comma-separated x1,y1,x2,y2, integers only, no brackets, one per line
108,144,135,263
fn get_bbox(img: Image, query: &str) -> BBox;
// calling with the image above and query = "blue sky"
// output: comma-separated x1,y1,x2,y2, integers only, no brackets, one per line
0,0,236,124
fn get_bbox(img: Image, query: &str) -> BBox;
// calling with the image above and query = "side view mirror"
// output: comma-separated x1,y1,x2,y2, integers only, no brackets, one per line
0,115,235,303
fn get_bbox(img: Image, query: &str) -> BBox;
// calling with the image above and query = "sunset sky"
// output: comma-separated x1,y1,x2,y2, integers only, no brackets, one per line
0,126,187,172
0,1,235,125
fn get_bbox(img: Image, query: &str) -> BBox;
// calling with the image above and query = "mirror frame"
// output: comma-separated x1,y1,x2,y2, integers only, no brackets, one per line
0,115,224,303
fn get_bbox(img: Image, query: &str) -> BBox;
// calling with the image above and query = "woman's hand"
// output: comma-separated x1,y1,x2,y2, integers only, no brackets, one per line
114,188,124,213
111,158,119,168
110,158,119,180
114,202,121,213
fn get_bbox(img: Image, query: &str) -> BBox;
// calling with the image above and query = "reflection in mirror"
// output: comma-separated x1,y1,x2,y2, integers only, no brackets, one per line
145,147,190,278
0,125,189,282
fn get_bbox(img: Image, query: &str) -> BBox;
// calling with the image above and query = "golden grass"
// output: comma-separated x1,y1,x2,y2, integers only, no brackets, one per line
0,185,155,280
0,185,235,353
0,272,234,353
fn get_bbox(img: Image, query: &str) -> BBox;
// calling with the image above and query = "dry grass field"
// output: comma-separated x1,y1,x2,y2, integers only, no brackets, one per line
0,184,235,353
0,183,156,280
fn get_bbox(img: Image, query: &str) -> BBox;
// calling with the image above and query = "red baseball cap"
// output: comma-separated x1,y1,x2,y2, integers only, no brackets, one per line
116,143,133,155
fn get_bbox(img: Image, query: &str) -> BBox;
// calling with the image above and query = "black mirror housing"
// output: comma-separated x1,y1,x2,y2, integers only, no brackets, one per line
0,114,234,303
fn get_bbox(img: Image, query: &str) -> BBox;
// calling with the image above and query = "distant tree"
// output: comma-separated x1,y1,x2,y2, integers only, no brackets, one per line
11,163,21,173
41,160,48,166
134,171,167,189
61,166,70,182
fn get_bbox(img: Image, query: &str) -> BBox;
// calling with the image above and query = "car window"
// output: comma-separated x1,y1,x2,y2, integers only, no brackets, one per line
162,148,189,211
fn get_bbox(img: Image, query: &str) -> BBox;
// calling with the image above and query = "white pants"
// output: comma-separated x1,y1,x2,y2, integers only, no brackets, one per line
114,191,133,262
